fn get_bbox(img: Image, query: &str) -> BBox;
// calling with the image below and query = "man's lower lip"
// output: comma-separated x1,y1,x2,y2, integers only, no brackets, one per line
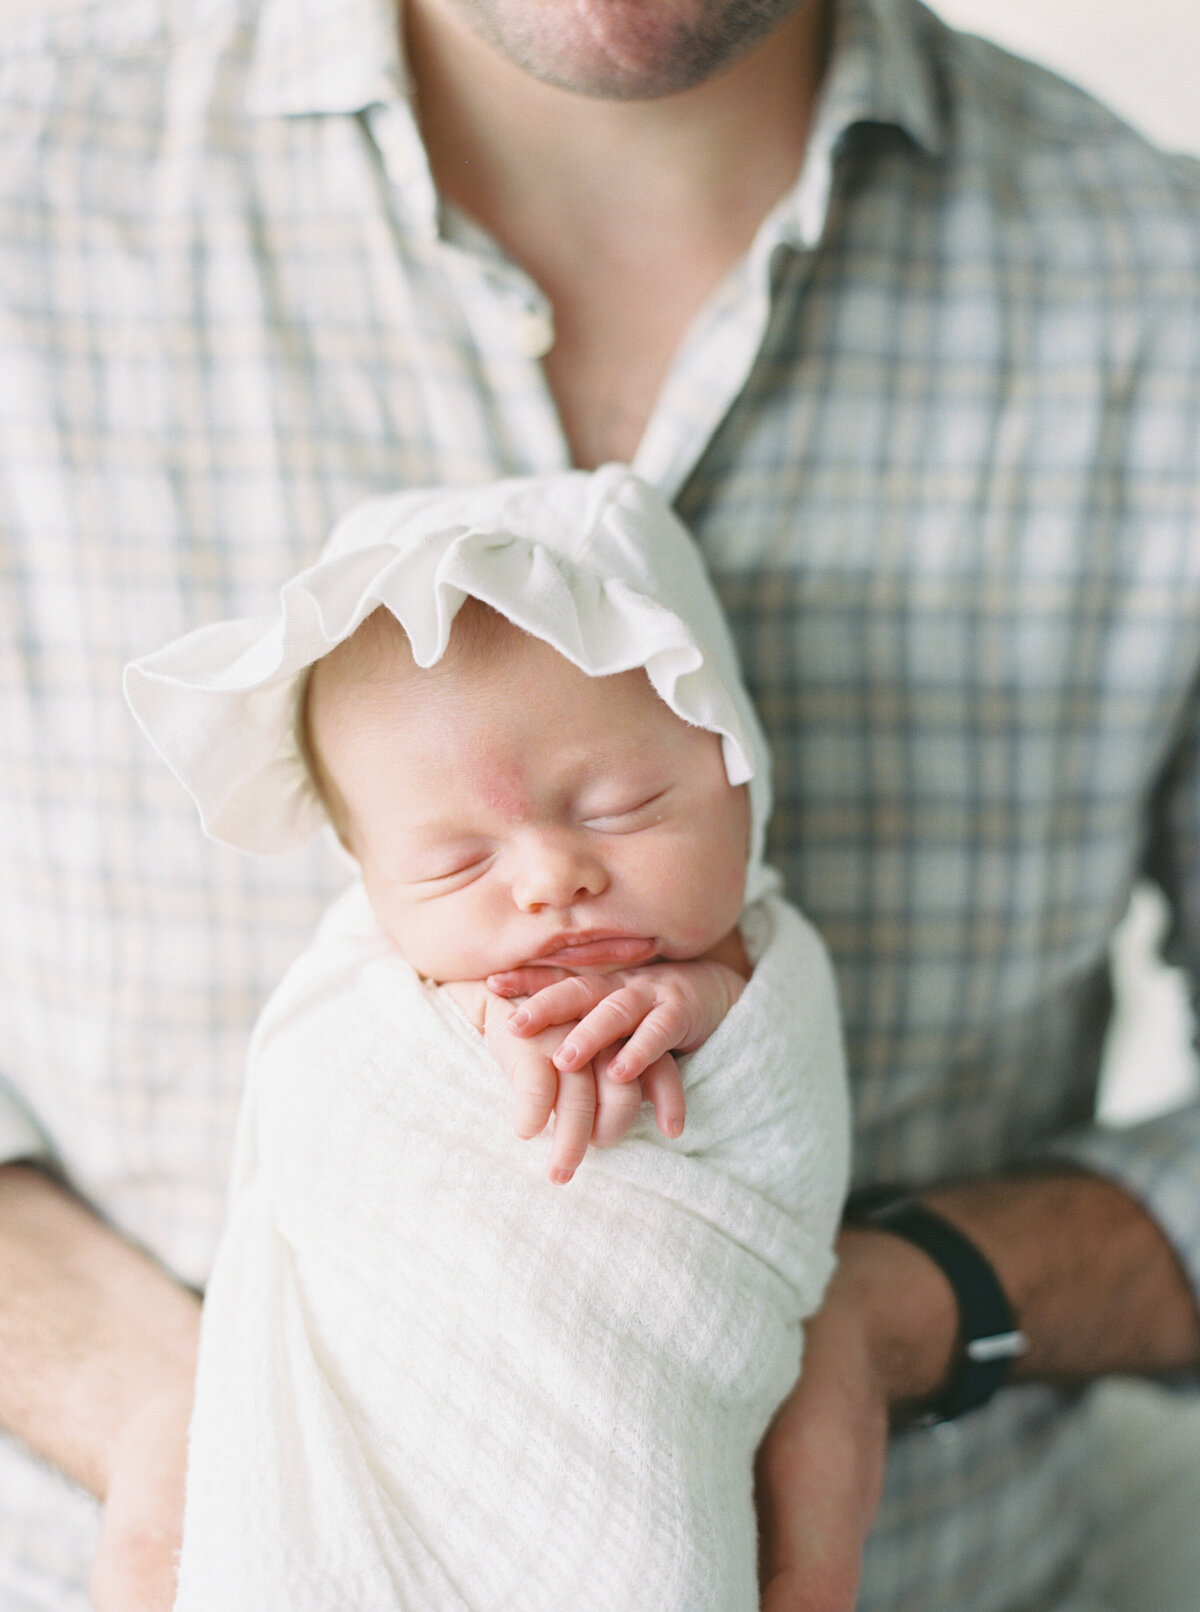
533,937,657,967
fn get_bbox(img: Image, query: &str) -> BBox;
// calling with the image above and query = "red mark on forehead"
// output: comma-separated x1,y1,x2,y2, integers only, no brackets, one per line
474,753,532,822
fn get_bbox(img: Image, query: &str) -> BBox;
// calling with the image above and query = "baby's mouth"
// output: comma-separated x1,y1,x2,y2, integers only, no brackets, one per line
529,932,658,969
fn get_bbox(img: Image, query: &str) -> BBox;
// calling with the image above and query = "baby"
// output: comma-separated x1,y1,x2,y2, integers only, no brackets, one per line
303,592,753,1187
126,466,850,1612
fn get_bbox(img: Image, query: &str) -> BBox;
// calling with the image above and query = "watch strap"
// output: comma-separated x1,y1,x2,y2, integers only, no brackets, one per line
844,1187,1029,1423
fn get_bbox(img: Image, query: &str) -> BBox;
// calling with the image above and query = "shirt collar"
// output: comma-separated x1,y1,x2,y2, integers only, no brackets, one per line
245,0,947,136
243,0,950,246
779,0,950,248
830,0,949,160
246,0,409,118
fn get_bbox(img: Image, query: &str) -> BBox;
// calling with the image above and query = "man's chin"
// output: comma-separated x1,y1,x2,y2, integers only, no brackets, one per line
444,0,804,100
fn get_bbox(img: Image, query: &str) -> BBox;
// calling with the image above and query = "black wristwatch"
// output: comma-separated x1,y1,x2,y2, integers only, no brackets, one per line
843,1186,1029,1424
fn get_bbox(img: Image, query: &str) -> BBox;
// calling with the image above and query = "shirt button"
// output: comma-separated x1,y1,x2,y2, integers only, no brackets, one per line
513,305,555,358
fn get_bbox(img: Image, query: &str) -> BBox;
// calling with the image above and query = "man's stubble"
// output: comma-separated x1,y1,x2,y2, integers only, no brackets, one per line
431,0,811,99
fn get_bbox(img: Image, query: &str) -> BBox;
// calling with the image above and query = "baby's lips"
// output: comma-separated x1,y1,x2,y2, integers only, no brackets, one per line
530,935,657,969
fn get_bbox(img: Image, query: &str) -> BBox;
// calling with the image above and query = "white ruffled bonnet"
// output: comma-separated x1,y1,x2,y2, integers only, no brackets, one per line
125,465,777,902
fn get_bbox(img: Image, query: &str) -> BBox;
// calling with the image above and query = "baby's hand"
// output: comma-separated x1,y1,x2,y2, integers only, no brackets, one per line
483,998,646,1186
486,958,746,1178
493,960,746,1082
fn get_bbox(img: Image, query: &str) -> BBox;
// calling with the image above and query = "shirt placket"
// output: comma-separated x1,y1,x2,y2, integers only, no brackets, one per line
365,96,573,480
365,88,838,497
632,101,851,503
633,215,813,504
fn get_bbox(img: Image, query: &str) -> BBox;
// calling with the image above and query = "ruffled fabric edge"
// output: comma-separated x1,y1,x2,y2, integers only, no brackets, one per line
124,466,776,900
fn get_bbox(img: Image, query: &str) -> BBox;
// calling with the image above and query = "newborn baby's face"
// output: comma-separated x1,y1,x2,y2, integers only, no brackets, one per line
306,615,749,984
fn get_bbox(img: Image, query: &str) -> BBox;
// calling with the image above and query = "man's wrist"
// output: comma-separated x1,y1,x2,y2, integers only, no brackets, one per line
844,1189,1028,1423
831,1223,960,1415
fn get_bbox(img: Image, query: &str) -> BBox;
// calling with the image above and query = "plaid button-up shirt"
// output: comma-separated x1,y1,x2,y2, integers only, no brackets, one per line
2,0,1199,1605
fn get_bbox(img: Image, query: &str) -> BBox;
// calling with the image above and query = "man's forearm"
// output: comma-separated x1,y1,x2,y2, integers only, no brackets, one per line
850,1166,1200,1411
924,1167,1200,1384
0,1162,200,1499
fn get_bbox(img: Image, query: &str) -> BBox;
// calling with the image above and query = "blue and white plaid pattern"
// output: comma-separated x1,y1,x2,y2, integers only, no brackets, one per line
1,0,1198,1604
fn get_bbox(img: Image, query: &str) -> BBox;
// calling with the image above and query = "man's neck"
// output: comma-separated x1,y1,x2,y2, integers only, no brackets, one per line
403,0,832,466
406,0,829,253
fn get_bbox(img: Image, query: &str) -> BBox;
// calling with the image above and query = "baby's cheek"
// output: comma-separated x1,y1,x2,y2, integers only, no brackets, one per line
361,885,408,952
366,892,458,978
418,903,514,983
705,823,749,894
680,880,745,953
705,853,750,936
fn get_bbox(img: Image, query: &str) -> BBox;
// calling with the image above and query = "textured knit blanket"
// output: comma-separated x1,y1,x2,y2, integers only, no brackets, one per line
174,884,849,1612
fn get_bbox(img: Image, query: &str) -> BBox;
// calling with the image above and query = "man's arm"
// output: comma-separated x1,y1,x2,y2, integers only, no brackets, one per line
0,1163,200,1612
755,1166,1200,1612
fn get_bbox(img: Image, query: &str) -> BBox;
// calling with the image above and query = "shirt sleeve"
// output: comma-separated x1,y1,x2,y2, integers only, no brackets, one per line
1041,687,1200,1317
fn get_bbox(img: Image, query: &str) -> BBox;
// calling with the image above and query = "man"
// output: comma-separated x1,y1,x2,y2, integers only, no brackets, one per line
1,0,1198,1607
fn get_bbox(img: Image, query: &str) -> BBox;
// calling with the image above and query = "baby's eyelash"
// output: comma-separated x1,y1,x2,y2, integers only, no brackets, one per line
417,853,492,886
584,789,668,828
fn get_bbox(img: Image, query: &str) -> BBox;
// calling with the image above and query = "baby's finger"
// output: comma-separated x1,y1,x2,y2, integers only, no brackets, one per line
507,1046,559,1142
641,1054,686,1141
605,1001,690,1083
486,965,572,1000
590,1051,646,1148
504,974,613,1037
547,1065,596,1185
552,985,652,1071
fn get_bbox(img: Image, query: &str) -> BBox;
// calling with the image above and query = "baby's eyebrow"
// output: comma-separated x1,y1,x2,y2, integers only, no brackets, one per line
403,818,487,844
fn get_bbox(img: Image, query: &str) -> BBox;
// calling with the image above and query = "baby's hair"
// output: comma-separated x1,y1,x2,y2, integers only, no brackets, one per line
297,597,522,844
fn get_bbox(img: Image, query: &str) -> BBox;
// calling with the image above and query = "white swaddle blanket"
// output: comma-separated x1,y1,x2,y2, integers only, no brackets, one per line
174,882,847,1612
125,466,851,1609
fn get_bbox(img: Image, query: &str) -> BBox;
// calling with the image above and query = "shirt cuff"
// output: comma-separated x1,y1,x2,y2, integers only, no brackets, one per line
1038,1100,1200,1327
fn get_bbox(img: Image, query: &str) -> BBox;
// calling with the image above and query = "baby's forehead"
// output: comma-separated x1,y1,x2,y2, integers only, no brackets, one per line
313,601,660,712
305,602,717,778
312,599,524,690
299,601,743,854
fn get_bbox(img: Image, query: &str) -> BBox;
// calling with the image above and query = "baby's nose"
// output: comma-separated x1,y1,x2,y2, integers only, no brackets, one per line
511,834,607,913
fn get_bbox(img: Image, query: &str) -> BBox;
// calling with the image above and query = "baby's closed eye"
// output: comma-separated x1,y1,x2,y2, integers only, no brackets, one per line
409,849,495,890
581,788,669,831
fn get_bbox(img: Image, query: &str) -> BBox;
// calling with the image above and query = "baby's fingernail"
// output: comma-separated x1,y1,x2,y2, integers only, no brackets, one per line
510,1008,529,1028
665,1116,684,1138
607,1058,626,1080
555,1041,578,1067
549,1166,574,1186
